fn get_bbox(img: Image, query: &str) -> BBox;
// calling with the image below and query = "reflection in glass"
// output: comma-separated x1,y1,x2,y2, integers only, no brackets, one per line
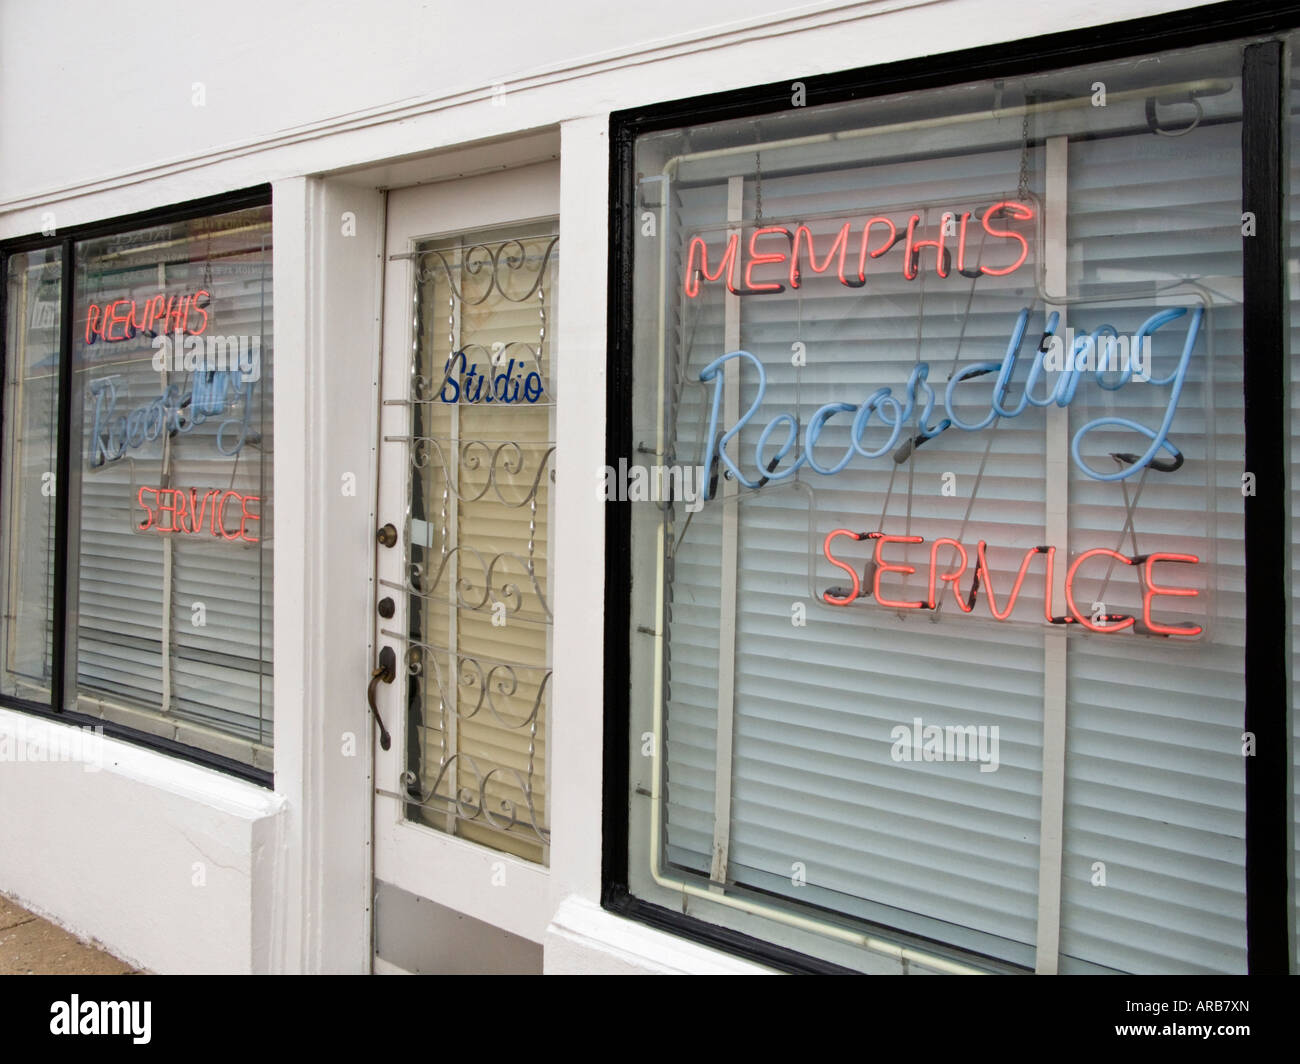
1,247,62,700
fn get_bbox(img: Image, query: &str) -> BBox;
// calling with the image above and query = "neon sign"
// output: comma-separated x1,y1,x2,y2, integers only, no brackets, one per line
87,371,257,468
822,528,1201,637
136,486,261,543
697,305,1201,493
684,201,1034,297
85,290,210,344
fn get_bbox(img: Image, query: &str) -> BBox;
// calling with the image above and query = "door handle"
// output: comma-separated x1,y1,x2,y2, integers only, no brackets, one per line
367,645,396,750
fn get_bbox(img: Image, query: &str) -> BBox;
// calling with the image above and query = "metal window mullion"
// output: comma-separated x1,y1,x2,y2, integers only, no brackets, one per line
1240,39,1289,975
709,175,744,888
1035,134,1070,974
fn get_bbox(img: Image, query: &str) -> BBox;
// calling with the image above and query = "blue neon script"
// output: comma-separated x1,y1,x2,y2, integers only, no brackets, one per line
87,371,257,468
698,305,1202,499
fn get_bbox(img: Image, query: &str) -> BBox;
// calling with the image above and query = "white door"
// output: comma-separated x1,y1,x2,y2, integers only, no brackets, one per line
372,162,559,951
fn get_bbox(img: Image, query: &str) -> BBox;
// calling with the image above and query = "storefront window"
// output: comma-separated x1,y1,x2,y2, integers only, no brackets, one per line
0,201,273,771
621,41,1251,972
1,247,61,697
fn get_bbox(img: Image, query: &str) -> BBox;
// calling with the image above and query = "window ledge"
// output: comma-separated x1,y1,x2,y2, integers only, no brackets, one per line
0,706,284,821
544,895,775,975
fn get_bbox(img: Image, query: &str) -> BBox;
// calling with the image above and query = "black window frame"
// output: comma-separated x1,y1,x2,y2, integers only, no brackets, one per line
0,184,274,788
603,0,1299,974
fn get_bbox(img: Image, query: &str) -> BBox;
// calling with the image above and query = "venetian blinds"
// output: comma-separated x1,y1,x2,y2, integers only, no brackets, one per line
632,43,1248,973
0,248,62,701
400,227,556,865
67,207,274,769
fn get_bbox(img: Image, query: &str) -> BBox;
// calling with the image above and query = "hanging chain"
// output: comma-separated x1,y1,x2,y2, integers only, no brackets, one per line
528,495,537,574
1017,103,1031,201
200,229,214,327
438,673,448,769
754,151,763,223
526,715,539,810
538,286,547,389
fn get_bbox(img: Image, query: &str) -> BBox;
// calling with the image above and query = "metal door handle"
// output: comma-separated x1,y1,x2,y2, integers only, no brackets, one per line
367,646,396,750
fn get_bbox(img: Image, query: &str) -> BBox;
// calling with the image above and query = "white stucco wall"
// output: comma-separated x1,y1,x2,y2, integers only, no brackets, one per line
0,708,285,973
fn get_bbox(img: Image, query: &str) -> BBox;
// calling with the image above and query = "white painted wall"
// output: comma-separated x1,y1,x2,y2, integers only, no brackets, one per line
0,0,811,202
0,708,285,973
0,0,1206,238
545,897,775,974
0,0,1222,974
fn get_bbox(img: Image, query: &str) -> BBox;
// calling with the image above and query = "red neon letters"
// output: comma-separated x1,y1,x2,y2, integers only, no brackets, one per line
136,486,260,543
872,534,925,609
683,235,740,298
1140,553,1203,636
1064,548,1136,633
823,528,863,605
85,290,210,344
744,227,792,293
684,201,1033,297
823,530,1202,637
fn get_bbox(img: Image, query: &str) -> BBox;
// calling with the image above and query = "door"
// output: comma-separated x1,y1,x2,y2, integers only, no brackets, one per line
371,162,559,953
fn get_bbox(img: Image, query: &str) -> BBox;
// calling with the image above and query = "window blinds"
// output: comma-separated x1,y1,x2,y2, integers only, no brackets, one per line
0,248,62,699
404,230,556,864
645,65,1247,972
67,210,273,766
1056,125,1245,974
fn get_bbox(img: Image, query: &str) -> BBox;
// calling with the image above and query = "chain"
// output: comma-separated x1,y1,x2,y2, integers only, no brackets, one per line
538,282,545,341
439,484,448,558
538,288,547,399
528,494,537,572
526,714,539,810
754,152,763,222
201,230,214,324
1017,105,1031,201
438,676,448,769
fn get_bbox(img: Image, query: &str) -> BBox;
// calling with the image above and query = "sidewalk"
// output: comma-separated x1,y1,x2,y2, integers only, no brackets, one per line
0,894,142,975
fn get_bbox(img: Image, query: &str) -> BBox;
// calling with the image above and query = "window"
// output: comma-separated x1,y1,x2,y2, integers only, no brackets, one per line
1,246,60,696
398,225,557,863
1,195,274,774
611,32,1289,973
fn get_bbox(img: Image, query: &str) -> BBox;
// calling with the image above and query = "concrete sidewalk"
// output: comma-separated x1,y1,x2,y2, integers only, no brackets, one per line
0,894,142,975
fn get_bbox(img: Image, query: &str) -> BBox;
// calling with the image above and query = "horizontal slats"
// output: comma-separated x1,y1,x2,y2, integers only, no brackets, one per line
653,99,1248,971
65,209,274,751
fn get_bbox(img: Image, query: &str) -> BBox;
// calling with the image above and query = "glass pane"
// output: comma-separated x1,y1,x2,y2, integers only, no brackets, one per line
1,247,61,700
401,226,557,865
67,206,273,769
626,40,1247,972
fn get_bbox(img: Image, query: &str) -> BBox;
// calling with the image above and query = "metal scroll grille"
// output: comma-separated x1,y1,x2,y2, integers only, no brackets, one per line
386,228,557,864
